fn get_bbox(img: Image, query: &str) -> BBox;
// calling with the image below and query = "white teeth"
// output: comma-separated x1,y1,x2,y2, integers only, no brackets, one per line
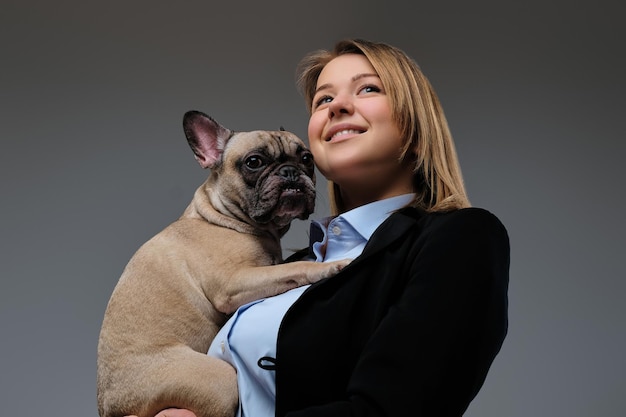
330,129,361,140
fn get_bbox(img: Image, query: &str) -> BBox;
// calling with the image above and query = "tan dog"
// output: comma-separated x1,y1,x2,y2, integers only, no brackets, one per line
97,111,349,417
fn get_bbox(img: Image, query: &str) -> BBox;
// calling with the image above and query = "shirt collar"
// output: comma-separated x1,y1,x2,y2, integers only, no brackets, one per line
339,193,415,241
311,193,415,242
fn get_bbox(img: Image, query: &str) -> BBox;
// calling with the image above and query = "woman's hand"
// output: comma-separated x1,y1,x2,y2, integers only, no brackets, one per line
126,409,197,417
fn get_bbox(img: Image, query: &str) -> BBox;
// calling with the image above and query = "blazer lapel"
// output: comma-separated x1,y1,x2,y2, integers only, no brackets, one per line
351,206,425,266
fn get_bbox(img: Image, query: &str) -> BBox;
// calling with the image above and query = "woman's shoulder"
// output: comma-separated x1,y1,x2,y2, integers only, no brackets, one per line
437,207,505,227
399,206,508,242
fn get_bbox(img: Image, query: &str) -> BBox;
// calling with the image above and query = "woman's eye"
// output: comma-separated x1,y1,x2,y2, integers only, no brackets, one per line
245,156,265,169
314,95,333,108
359,84,381,94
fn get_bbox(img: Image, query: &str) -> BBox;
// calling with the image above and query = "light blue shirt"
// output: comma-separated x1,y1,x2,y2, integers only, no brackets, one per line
207,194,414,417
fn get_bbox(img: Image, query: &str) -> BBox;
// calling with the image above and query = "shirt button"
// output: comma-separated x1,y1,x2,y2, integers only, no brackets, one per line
220,341,225,353
331,225,341,235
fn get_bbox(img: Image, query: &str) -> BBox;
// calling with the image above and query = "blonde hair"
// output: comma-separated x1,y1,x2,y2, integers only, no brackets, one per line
296,39,470,214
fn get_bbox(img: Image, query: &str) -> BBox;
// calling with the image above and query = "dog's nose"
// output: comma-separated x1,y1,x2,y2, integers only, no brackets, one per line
279,166,300,182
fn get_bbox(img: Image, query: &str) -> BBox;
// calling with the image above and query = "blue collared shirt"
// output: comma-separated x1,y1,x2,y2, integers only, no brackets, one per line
311,194,414,263
207,194,414,417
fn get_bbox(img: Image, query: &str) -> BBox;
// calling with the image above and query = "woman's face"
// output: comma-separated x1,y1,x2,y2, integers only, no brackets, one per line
308,53,414,207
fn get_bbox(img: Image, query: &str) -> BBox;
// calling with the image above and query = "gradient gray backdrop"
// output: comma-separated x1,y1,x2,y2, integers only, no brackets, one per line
1,1,624,416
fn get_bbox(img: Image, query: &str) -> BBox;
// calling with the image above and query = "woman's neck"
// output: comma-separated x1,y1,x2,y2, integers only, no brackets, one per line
339,187,415,212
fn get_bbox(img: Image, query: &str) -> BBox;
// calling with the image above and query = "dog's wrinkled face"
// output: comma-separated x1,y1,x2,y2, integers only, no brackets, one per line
218,130,317,227
183,110,317,231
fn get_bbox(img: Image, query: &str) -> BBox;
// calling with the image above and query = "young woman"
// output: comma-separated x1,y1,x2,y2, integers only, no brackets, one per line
150,38,509,417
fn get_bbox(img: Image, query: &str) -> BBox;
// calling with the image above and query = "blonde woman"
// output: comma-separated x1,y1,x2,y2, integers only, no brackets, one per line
145,38,510,417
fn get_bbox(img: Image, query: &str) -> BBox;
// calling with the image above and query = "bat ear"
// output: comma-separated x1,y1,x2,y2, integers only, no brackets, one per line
182,111,233,169
279,126,285,131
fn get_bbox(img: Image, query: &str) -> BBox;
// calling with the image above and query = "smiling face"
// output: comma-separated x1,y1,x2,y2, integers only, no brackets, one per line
307,53,415,210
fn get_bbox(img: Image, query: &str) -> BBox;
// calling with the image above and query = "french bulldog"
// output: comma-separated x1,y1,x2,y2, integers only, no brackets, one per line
97,110,349,417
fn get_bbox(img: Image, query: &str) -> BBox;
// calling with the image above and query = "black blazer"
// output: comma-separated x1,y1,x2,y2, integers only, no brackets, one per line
276,207,510,417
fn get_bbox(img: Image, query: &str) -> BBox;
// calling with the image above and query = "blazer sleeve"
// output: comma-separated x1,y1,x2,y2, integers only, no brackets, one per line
286,208,510,417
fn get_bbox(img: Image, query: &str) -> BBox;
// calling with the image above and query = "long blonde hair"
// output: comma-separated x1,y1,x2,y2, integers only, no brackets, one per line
296,39,470,214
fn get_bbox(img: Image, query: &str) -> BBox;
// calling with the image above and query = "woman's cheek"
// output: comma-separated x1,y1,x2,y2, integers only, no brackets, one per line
308,140,326,174
307,112,325,143
307,116,324,157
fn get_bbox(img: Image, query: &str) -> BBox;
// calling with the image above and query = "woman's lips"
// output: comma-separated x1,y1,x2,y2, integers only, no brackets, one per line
326,128,365,142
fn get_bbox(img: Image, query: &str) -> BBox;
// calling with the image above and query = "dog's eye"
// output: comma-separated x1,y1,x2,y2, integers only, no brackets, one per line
244,155,265,170
301,152,314,166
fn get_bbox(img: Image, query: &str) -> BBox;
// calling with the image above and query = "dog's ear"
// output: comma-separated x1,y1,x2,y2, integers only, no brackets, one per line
183,110,233,169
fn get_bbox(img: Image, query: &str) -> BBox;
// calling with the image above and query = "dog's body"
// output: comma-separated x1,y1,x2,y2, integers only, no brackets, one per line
97,111,349,417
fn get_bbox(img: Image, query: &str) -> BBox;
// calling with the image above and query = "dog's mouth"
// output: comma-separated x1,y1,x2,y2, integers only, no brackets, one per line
280,186,305,197
272,184,315,223
250,178,316,226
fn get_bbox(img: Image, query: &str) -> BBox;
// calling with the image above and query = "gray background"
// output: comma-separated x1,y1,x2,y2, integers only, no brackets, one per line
1,1,624,416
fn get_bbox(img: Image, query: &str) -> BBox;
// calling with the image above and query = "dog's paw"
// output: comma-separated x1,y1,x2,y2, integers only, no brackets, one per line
323,258,352,277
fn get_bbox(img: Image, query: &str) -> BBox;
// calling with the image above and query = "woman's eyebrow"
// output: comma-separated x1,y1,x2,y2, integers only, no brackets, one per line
352,73,379,82
314,83,332,95
314,73,380,95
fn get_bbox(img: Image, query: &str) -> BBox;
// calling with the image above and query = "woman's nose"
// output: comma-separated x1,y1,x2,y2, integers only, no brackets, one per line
328,93,353,118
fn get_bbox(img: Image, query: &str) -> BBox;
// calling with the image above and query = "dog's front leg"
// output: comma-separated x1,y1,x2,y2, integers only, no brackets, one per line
210,259,351,314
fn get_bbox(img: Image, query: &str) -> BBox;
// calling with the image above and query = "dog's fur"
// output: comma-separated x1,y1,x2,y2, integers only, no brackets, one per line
97,111,349,417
